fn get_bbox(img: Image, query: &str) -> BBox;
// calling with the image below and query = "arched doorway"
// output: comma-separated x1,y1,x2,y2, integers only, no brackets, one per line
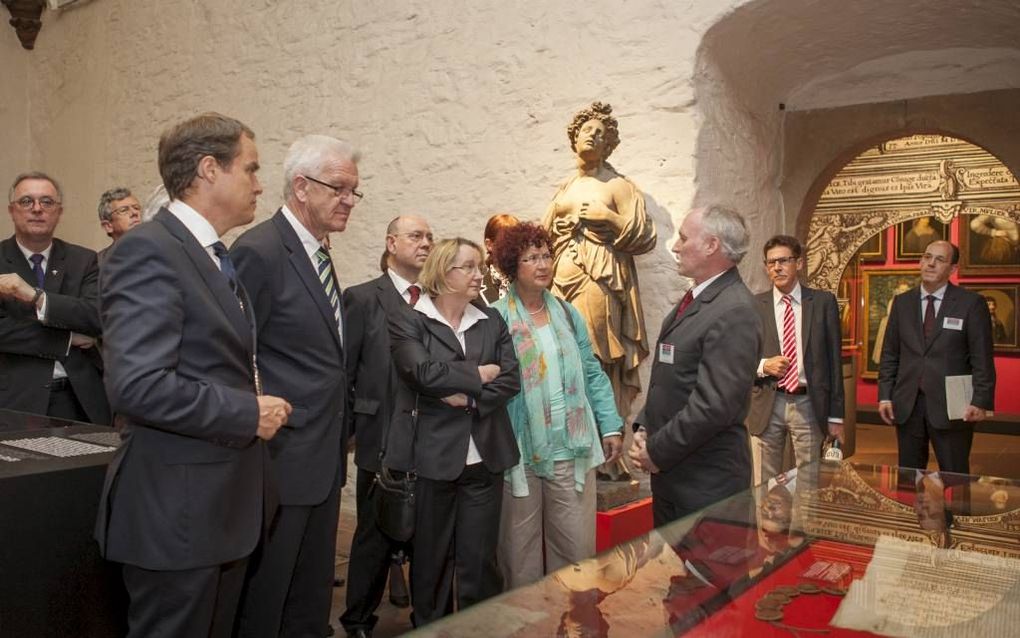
802,133,1020,457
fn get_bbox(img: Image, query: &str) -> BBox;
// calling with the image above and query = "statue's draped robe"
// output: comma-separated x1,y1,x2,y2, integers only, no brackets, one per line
543,171,656,420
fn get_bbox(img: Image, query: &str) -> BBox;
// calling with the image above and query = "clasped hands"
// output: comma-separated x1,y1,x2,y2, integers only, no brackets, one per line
0,273,96,349
628,428,660,474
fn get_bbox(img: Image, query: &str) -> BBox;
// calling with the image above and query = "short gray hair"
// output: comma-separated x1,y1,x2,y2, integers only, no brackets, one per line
701,206,749,264
282,135,361,200
97,187,133,222
9,171,63,203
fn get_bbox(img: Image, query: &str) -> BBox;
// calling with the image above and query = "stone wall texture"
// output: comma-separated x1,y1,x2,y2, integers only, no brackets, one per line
3,0,1019,417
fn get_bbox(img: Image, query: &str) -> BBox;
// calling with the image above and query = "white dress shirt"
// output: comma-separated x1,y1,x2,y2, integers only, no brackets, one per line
414,294,487,465
16,241,67,379
387,268,418,304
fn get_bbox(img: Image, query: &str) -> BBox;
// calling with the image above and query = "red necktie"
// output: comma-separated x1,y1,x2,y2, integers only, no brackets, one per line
675,290,694,319
923,294,936,340
779,295,800,392
408,284,421,306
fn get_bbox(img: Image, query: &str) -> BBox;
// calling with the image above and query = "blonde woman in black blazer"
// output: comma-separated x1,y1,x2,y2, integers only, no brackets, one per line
387,237,520,626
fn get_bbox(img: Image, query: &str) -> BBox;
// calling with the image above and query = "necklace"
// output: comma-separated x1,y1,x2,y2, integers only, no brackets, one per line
527,302,546,316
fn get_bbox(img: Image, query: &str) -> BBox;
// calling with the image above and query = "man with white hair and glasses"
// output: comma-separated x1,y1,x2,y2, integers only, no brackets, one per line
96,186,143,267
232,134,360,637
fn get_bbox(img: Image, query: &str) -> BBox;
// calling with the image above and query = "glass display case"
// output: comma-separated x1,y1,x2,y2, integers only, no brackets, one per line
413,461,1020,637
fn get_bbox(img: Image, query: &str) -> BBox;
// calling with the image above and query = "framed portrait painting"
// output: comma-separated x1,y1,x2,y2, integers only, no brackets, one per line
857,230,886,263
961,284,1018,352
860,269,920,379
894,216,949,261
958,214,1020,276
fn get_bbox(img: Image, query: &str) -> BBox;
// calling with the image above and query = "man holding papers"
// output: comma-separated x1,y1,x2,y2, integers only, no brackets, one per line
878,240,995,474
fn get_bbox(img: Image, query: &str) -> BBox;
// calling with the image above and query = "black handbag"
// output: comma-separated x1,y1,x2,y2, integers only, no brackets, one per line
372,391,420,543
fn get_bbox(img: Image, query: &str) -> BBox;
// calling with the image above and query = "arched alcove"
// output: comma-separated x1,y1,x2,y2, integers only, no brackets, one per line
802,133,1020,292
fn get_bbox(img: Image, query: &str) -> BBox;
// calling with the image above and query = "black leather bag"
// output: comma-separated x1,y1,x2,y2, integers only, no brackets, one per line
373,466,416,543
373,391,420,542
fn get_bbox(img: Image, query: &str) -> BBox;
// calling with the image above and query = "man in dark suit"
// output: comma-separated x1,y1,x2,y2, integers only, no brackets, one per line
745,235,844,486
0,171,109,424
96,186,142,268
629,206,761,526
95,113,291,638
231,135,360,638
340,214,433,637
878,240,995,474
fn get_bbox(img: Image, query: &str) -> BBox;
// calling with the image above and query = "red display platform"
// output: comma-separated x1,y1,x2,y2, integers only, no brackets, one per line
595,496,653,552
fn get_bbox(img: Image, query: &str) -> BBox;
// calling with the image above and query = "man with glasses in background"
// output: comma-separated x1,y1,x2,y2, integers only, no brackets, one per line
745,235,844,487
0,171,109,424
96,187,143,267
232,134,359,637
340,215,434,638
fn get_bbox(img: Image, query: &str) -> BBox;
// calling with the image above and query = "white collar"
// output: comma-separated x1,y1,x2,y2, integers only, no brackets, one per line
773,283,803,305
415,294,488,333
921,283,948,300
281,204,325,259
16,239,52,262
167,199,221,248
387,268,417,297
691,270,727,299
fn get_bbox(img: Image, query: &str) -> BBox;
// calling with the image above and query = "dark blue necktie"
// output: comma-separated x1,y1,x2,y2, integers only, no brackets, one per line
29,253,45,288
211,241,238,292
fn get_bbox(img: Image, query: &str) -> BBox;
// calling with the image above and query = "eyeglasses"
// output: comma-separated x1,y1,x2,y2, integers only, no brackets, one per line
519,253,553,265
302,174,364,202
449,263,483,275
11,196,60,212
765,256,798,268
392,231,434,244
110,204,142,218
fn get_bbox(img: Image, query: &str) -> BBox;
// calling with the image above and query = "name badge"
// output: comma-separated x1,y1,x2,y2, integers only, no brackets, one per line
943,317,963,331
659,343,675,364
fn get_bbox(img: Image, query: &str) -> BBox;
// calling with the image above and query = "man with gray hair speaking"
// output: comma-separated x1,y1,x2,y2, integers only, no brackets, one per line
629,206,762,525
96,187,142,267
232,134,359,637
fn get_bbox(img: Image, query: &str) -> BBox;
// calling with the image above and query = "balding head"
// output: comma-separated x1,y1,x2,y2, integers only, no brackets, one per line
385,215,434,281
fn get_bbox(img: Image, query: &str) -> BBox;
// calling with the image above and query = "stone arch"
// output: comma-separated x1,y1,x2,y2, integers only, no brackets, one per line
799,132,1020,292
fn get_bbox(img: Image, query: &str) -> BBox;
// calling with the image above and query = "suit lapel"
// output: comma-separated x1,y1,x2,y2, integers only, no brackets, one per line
156,210,251,349
1,236,36,284
272,211,343,353
800,286,815,353
464,317,485,363
925,284,957,352
375,274,405,316
424,317,465,358
658,268,739,342
43,239,67,293
759,293,781,354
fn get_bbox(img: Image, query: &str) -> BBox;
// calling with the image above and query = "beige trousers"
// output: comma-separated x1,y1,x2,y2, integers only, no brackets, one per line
498,461,596,590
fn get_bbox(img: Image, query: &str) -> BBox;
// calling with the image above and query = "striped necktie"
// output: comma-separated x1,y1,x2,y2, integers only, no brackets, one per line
315,247,342,332
779,294,800,392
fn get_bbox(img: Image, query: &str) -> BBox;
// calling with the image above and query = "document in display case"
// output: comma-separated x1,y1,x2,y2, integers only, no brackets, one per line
0,409,127,638
412,461,1020,637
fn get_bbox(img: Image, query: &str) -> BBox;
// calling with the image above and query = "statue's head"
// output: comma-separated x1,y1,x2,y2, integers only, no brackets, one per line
567,101,620,160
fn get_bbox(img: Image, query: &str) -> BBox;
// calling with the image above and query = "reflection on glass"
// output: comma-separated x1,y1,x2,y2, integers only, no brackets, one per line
414,461,1020,637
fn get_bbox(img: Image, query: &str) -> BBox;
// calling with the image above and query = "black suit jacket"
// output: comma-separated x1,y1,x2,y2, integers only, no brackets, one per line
343,273,407,473
637,267,761,511
879,283,995,429
95,209,265,571
231,210,349,504
0,236,109,424
745,285,845,436
386,300,521,481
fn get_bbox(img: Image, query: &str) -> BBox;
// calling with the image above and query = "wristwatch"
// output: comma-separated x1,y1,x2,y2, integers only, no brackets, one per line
32,287,44,306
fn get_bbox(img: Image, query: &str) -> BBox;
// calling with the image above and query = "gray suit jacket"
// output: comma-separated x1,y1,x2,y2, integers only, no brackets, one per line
878,283,995,429
745,285,845,436
0,236,109,424
343,273,406,473
95,209,265,571
232,210,349,505
636,267,761,514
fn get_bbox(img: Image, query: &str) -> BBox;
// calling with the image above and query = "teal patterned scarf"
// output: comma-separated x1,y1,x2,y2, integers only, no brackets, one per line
500,285,593,480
